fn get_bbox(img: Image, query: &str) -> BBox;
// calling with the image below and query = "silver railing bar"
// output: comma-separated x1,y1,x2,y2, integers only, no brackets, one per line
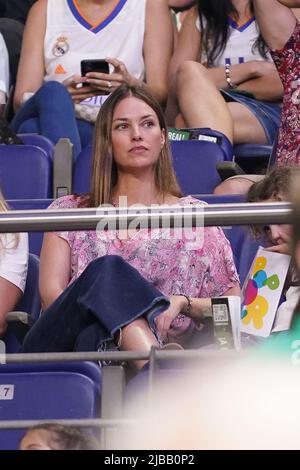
2,349,240,364
0,418,141,430
0,202,292,232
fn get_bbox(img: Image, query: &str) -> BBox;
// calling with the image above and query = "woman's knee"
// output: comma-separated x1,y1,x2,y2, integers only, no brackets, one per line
176,61,208,92
36,81,72,104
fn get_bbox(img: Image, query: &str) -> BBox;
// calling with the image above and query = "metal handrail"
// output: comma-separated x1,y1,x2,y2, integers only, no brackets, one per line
3,348,239,363
0,202,292,232
0,418,140,430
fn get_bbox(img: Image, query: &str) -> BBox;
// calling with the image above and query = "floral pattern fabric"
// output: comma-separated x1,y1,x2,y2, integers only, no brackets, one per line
271,21,300,165
48,195,239,341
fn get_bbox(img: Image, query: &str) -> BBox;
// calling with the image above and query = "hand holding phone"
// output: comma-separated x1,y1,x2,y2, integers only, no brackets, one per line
81,59,110,88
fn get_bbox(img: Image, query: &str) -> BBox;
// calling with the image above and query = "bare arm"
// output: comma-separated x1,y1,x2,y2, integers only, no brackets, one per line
253,0,297,50
187,284,241,325
143,0,174,105
39,233,71,310
0,278,22,337
203,60,283,101
276,0,300,6
155,283,240,340
13,0,47,110
236,71,283,101
166,6,200,123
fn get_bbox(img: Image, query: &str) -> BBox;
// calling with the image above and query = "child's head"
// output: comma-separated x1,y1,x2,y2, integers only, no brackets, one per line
18,423,99,450
246,166,299,244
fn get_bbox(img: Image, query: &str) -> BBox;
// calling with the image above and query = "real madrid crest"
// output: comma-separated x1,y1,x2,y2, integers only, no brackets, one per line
52,36,70,57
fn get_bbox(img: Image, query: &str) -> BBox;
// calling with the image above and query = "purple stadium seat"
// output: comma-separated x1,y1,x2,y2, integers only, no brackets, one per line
171,140,225,194
73,140,228,195
19,134,55,160
182,127,233,161
8,199,54,256
0,361,101,450
4,253,40,354
0,145,52,199
198,194,261,285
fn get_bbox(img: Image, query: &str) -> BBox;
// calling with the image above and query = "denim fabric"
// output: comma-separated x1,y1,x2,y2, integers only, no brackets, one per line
21,255,169,353
11,81,94,157
221,89,282,145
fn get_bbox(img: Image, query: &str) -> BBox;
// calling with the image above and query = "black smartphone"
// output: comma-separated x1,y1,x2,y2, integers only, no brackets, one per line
80,59,109,85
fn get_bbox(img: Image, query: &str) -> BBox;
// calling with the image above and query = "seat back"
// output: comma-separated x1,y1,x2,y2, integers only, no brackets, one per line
18,134,55,160
180,127,233,161
8,199,53,256
4,253,40,353
73,138,230,196
0,145,52,198
233,143,272,173
72,144,92,194
0,361,102,449
16,253,40,319
170,140,225,194
198,194,261,284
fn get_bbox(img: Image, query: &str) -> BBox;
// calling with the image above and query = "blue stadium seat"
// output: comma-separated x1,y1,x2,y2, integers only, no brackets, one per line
233,143,272,173
171,140,225,194
0,361,102,450
198,194,261,285
233,143,272,160
0,145,53,199
16,253,40,320
4,253,40,353
19,134,55,160
181,127,233,161
73,137,232,195
8,199,54,256
72,144,92,194
233,129,279,174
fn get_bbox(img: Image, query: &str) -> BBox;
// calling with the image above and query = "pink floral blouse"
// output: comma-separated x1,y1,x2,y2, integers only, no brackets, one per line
49,195,239,341
271,21,300,165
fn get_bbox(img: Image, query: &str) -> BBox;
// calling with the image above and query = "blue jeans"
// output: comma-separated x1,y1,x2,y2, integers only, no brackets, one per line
12,81,94,157
21,255,169,353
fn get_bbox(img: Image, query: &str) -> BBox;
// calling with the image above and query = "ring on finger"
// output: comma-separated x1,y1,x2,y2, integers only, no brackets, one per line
107,81,112,89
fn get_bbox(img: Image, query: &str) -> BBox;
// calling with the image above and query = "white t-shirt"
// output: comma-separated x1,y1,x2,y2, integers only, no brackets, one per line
0,232,29,293
0,32,9,98
196,15,271,66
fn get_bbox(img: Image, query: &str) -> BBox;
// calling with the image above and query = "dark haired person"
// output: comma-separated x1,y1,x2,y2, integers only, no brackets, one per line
167,0,282,147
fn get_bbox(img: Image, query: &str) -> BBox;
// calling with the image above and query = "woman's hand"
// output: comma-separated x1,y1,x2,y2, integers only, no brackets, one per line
63,74,98,103
264,231,292,255
155,295,187,342
85,57,140,93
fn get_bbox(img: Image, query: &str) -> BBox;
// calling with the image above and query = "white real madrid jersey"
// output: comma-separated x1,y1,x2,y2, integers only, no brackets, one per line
196,16,271,66
44,0,146,82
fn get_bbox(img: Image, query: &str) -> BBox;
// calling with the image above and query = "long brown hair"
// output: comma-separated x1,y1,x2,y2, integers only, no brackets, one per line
80,84,182,207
